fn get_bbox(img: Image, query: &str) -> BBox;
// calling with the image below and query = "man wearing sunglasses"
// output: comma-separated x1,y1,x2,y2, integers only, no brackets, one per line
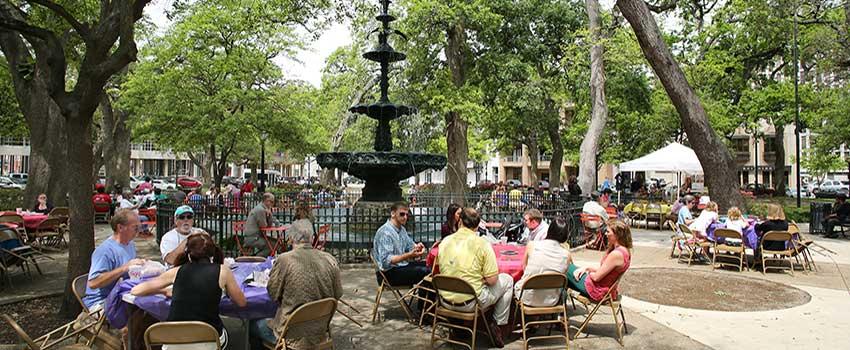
371,202,428,287
160,205,208,267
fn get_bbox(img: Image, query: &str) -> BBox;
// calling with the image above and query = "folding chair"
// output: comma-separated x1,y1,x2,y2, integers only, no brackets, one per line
313,224,330,250
430,275,497,350
0,227,53,282
263,298,337,350
571,275,628,346
93,201,111,223
33,218,66,249
625,203,645,228
231,221,254,256
712,228,746,272
71,274,123,350
369,254,415,323
514,273,569,350
580,213,605,251
667,221,686,258
401,262,437,328
677,223,710,266
2,312,106,350
760,231,795,276
645,203,663,229
0,214,27,240
144,321,221,350
789,222,816,272
47,207,70,219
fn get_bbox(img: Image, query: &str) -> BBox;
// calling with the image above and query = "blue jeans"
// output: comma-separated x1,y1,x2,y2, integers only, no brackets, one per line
248,319,276,350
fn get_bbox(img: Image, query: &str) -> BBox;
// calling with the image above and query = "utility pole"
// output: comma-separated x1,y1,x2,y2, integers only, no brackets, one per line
793,1,802,208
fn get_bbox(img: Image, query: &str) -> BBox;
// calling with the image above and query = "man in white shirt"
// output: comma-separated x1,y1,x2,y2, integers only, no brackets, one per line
160,205,207,266
521,208,549,243
582,192,610,230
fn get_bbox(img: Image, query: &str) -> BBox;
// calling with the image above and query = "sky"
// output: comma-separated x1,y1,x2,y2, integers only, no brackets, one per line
145,0,623,88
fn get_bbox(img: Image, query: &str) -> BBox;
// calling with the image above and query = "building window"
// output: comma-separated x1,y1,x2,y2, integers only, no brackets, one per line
733,138,749,153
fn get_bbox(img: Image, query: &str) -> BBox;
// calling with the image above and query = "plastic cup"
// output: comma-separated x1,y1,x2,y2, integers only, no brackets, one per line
128,265,143,281
15,208,21,214
500,236,508,245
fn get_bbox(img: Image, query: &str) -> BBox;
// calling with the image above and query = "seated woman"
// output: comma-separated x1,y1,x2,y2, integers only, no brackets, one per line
688,201,718,240
32,193,54,214
567,219,632,302
131,233,247,349
440,203,461,240
514,217,571,306
755,203,789,252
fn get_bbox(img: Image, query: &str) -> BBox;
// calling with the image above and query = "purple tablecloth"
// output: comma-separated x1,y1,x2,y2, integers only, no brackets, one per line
706,220,758,249
106,259,277,329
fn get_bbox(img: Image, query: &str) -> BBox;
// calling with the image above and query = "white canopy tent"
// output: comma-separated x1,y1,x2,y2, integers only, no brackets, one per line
618,143,703,201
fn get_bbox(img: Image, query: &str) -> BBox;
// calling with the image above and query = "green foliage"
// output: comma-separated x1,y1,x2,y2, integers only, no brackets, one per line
747,200,810,223
0,189,25,211
0,59,27,138
798,151,846,183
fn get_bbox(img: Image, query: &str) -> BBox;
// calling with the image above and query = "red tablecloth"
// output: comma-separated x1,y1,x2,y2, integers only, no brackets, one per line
0,211,49,231
427,243,526,282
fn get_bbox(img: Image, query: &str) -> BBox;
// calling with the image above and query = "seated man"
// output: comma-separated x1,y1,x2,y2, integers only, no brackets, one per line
582,192,610,230
244,192,278,255
371,202,428,286
92,185,112,213
82,209,145,310
160,205,208,267
437,207,513,347
521,208,549,243
250,221,342,349
824,194,850,238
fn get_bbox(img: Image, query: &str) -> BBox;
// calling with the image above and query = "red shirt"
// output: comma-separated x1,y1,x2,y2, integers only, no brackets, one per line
241,182,254,193
92,193,112,212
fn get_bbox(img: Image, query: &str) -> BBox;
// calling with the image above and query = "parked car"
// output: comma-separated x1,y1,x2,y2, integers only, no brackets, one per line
152,179,176,190
506,179,522,188
814,180,850,198
742,183,775,196
177,176,203,190
8,173,27,184
785,187,812,198
343,176,364,185
0,176,24,190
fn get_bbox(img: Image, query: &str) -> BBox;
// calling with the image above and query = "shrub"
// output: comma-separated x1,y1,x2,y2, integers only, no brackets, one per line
747,201,810,223
0,188,25,211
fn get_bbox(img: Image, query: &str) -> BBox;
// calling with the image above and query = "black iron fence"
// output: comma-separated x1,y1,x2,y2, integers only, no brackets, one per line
156,191,587,263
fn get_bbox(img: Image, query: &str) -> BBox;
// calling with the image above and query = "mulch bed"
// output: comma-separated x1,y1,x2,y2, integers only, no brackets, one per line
621,267,811,312
0,295,70,344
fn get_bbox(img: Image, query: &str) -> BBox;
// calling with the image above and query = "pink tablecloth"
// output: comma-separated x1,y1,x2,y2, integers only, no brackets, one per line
0,211,48,231
427,243,526,282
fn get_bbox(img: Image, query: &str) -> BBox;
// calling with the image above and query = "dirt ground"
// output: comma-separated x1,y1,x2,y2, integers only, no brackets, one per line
621,267,812,312
0,295,70,344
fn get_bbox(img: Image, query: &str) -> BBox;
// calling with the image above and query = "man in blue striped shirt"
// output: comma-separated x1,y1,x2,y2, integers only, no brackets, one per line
372,202,428,286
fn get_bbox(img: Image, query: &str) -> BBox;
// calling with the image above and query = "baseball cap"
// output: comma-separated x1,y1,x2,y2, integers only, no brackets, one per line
174,205,194,217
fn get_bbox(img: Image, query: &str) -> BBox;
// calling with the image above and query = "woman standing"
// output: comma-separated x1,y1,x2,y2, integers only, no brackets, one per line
131,233,247,349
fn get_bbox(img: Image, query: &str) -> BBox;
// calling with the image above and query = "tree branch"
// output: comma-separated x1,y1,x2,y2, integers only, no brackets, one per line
25,0,91,39
645,0,676,13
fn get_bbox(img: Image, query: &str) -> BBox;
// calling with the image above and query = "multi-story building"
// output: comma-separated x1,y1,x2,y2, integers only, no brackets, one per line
498,145,576,186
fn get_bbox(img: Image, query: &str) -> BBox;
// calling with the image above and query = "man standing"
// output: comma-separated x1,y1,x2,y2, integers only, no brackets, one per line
824,194,850,238
160,205,208,267
372,202,428,286
437,207,513,347
82,209,145,309
244,192,277,255
521,208,550,243
249,221,342,349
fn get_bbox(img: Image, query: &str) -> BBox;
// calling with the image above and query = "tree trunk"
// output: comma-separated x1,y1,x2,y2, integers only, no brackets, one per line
445,22,469,203
544,99,564,189
579,0,609,195
617,0,745,210
527,138,540,186
60,118,96,318
773,124,787,195
100,95,131,191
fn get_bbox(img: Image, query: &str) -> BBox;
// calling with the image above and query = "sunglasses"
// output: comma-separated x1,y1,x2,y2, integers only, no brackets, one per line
397,212,409,217
177,214,194,220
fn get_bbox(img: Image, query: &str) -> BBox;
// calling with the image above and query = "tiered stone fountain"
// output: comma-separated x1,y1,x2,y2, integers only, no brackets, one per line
317,0,446,206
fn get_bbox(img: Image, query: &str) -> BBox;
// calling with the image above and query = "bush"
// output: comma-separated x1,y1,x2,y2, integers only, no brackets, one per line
0,188,25,211
747,201,810,223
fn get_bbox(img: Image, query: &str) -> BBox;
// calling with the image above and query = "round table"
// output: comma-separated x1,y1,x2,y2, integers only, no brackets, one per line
0,211,49,232
426,243,526,282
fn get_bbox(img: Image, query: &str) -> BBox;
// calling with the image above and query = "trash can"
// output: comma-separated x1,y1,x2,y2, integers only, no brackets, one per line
810,202,831,234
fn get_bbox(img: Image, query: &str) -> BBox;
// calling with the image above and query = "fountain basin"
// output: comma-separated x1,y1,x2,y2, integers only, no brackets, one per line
317,152,447,202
